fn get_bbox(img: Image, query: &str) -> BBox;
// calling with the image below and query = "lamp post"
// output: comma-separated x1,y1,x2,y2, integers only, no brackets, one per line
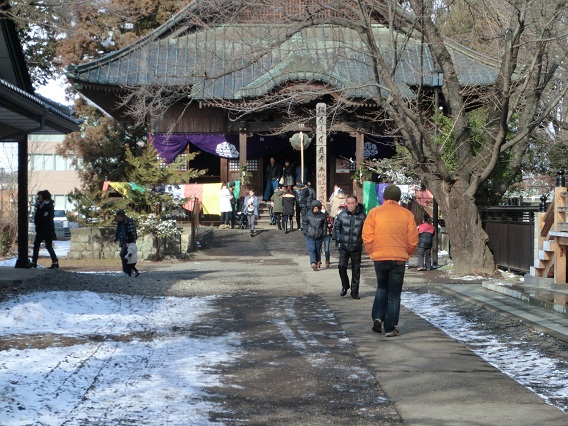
431,69,443,268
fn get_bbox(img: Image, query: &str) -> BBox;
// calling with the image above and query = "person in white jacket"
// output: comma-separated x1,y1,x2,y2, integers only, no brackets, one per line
219,182,234,229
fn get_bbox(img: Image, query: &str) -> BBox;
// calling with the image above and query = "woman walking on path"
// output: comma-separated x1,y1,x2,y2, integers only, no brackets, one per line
30,190,59,269
281,186,296,233
243,189,259,237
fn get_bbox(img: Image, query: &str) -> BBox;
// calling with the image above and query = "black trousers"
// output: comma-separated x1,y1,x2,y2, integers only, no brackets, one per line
32,236,58,264
338,248,362,296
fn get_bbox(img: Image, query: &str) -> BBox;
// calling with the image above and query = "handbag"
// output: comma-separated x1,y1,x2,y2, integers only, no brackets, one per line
279,177,284,185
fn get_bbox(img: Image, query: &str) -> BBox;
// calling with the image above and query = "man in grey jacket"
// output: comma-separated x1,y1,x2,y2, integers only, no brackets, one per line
333,195,366,299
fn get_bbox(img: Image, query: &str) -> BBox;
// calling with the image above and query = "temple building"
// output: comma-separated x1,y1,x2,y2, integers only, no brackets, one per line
67,1,499,201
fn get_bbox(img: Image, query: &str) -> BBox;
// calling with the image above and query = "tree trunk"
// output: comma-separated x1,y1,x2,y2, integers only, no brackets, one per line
434,183,496,276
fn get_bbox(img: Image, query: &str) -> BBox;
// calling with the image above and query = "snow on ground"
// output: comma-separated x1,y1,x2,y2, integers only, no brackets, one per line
1,243,566,420
0,240,71,267
0,292,243,425
402,291,568,414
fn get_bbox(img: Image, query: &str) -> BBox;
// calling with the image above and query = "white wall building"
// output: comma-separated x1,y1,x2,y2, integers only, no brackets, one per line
28,134,81,212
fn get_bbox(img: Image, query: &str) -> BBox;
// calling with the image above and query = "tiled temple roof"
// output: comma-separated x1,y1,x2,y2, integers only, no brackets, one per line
68,11,500,102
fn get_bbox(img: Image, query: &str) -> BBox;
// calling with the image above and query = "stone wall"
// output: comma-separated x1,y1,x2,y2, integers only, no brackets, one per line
66,225,194,260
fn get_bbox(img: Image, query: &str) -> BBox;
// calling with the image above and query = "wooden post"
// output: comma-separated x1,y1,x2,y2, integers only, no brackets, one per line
315,103,327,203
239,131,247,196
352,131,364,198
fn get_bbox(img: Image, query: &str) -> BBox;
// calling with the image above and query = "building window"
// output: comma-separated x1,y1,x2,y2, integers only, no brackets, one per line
29,154,58,170
55,155,67,171
53,194,67,210
173,153,188,171
229,159,240,171
246,159,258,171
43,154,55,171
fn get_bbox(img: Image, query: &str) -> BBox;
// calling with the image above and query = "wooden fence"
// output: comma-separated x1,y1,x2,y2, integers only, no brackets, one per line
479,206,538,273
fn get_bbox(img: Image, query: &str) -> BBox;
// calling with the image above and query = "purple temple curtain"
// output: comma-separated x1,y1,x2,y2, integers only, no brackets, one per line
151,133,396,164
151,133,240,163
151,134,190,164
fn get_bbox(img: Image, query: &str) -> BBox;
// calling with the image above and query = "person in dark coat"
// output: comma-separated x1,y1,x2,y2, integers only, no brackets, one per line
303,200,326,271
30,190,59,269
282,159,295,187
281,186,296,233
333,195,367,299
114,209,138,267
293,181,309,230
306,181,316,207
263,157,281,201
295,164,308,184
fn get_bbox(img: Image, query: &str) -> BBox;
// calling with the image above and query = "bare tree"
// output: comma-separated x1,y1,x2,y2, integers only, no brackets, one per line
105,0,568,274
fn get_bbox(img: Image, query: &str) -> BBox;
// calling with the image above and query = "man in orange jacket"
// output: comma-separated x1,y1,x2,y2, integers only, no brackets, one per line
362,185,419,337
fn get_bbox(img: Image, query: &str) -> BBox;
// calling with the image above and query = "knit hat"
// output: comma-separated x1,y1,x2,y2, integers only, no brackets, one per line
312,200,322,209
115,209,126,216
383,185,401,202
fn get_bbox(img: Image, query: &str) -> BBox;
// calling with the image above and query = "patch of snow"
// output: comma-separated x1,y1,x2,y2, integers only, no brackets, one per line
0,291,243,425
402,291,568,413
0,240,71,267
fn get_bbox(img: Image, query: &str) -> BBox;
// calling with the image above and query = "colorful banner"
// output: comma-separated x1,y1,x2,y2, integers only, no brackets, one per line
103,181,145,197
362,181,379,214
182,183,222,215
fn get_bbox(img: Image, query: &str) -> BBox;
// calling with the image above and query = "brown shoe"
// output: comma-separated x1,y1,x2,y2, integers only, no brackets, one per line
311,263,318,271
326,261,330,268
316,261,321,269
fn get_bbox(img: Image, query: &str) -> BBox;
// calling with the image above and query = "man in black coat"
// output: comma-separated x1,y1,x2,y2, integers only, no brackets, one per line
293,181,309,230
114,209,138,271
333,195,367,299
263,157,281,201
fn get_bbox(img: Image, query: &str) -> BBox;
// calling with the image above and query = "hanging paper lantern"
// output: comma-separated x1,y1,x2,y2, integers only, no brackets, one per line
289,132,312,150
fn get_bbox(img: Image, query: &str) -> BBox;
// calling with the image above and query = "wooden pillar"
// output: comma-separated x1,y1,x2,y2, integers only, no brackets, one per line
16,136,29,268
352,131,364,198
220,157,228,185
239,131,247,196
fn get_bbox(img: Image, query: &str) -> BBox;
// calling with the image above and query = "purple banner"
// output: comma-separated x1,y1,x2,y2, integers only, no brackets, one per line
151,133,396,163
151,133,240,163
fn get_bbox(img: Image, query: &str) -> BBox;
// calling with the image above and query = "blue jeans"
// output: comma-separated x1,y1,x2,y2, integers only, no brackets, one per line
305,236,323,265
371,261,406,333
322,235,331,261
264,179,278,201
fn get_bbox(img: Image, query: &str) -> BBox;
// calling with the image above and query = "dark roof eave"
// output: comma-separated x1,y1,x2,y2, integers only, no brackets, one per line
0,80,81,133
